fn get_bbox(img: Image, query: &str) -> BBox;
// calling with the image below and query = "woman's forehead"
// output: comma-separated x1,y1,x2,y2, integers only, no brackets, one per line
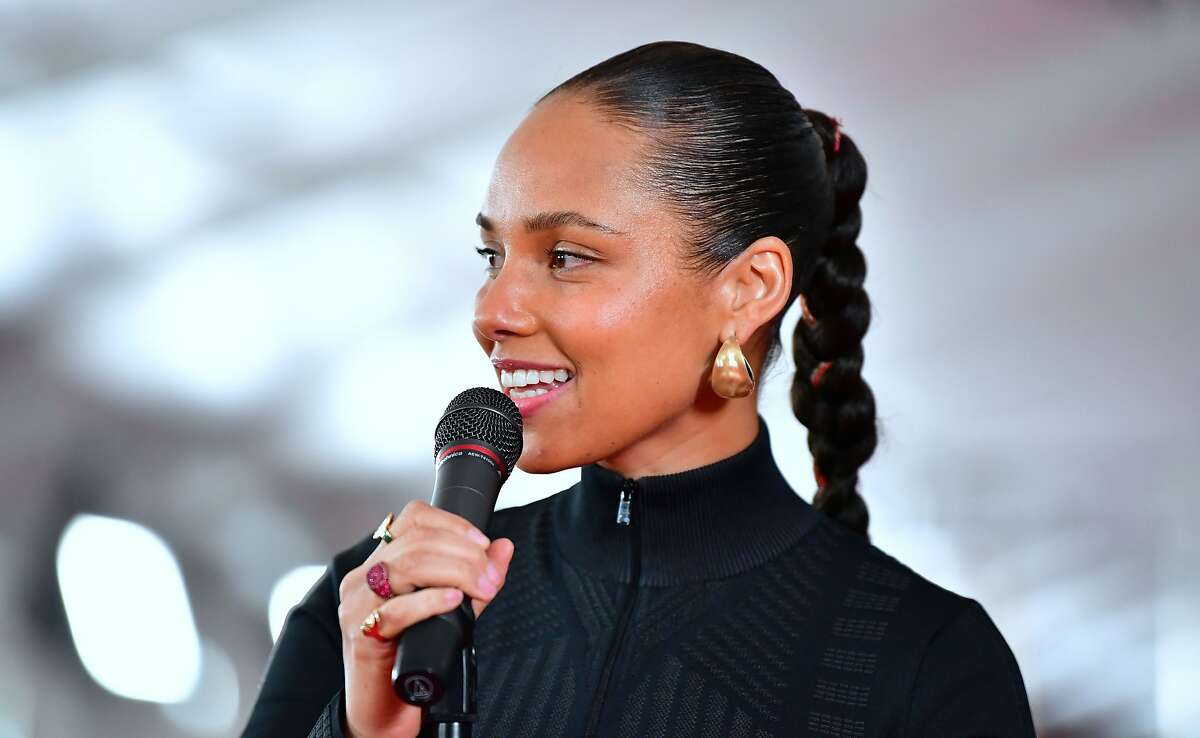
483,101,652,221
487,153,639,218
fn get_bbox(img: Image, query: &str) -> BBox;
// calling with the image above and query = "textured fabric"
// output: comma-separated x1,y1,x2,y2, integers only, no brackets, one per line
304,696,335,738
243,414,1037,737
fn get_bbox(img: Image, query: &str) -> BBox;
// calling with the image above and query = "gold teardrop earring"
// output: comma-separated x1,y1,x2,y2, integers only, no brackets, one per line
710,333,756,399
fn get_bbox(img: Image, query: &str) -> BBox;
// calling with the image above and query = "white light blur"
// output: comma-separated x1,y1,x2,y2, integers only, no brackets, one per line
45,174,449,418
54,65,238,253
167,21,402,165
1157,613,1200,737
1155,460,1200,738
55,514,201,703
0,117,68,317
47,242,293,417
268,565,327,642
159,639,240,736
221,180,436,358
164,3,499,167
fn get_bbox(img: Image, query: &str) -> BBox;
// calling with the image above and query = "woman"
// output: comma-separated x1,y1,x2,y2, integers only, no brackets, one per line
243,41,1036,738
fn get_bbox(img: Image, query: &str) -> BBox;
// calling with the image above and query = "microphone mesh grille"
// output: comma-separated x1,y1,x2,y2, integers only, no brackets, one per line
434,387,524,477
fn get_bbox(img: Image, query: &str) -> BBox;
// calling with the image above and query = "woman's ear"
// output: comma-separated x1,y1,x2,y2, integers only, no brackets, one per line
714,236,793,346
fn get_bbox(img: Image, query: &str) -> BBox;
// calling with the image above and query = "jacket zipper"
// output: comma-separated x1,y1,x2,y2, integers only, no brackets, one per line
616,483,633,526
583,477,641,737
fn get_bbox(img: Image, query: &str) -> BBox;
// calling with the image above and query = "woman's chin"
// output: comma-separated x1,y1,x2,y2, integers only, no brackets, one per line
515,456,554,476
514,444,574,476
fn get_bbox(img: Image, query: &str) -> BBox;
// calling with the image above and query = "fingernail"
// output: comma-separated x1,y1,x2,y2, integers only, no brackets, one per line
485,562,500,585
445,588,463,604
467,528,490,547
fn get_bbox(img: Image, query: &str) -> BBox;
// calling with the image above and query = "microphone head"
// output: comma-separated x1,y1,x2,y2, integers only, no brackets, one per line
434,387,524,481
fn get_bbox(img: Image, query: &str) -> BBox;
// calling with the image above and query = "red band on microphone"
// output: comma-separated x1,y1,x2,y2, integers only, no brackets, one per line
436,443,506,478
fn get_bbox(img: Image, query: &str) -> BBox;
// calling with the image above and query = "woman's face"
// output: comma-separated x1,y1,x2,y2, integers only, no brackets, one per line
472,94,725,474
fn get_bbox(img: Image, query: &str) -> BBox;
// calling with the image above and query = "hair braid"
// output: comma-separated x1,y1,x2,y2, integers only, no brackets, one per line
790,108,876,541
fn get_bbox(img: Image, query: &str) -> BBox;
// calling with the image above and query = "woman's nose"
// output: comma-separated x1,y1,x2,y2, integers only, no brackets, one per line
472,266,538,343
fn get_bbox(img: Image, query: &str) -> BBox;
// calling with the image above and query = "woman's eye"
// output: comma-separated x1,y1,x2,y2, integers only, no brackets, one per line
474,246,503,273
549,248,594,271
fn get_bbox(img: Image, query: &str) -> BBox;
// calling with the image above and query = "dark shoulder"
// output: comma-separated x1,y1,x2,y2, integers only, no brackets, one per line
802,514,998,650
823,523,1038,734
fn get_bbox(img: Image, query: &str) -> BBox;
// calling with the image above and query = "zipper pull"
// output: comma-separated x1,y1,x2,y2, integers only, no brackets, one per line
616,479,634,525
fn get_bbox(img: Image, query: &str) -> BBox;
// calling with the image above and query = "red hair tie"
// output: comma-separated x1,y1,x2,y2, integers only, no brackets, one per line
832,116,844,154
813,460,828,490
810,360,832,387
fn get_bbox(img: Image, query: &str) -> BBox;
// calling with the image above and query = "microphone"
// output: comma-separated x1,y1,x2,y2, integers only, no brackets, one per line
392,387,523,726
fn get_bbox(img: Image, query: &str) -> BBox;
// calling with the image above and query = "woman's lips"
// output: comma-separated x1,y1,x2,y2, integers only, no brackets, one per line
507,378,572,419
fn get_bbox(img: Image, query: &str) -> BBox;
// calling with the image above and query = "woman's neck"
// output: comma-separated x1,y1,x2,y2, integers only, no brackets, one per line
594,401,761,479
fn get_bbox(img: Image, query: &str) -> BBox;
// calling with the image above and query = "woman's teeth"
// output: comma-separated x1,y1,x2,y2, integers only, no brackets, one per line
510,386,551,399
501,368,573,398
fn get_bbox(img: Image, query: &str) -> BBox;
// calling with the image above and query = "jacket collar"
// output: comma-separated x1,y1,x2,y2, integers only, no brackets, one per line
551,414,822,586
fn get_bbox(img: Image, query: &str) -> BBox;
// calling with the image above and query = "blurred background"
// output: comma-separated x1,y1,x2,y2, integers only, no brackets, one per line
1,0,1197,736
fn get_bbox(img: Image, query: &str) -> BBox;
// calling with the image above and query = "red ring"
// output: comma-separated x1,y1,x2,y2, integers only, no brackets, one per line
366,562,393,600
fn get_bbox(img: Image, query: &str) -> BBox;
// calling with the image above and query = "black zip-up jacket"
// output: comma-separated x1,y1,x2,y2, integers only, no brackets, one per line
243,415,1036,737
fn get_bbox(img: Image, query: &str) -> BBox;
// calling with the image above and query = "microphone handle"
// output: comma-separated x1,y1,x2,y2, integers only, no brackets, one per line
393,449,503,716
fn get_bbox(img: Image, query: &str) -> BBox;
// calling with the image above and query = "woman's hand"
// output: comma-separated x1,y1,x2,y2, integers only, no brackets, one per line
336,500,515,738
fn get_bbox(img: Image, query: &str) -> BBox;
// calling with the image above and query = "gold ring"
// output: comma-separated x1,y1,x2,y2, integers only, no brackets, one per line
360,608,387,641
372,512,395,544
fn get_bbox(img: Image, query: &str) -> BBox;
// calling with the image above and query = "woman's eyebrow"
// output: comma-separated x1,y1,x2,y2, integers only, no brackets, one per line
476,210,626,236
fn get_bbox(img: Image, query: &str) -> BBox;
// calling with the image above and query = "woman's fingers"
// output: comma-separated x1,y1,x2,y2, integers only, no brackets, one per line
396,500,491,547
363,587,465,640
471,537,515,620
382,526,500,602
348,537,515,648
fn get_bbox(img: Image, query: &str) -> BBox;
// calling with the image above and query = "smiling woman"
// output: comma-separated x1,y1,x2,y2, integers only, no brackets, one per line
243,40,1036,738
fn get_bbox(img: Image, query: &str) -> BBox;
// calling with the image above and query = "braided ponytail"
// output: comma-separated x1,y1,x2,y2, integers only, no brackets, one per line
790,109,876,541
538,42,878,539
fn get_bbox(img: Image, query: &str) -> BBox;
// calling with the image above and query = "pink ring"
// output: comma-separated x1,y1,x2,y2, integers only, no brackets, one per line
366,562,393,599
